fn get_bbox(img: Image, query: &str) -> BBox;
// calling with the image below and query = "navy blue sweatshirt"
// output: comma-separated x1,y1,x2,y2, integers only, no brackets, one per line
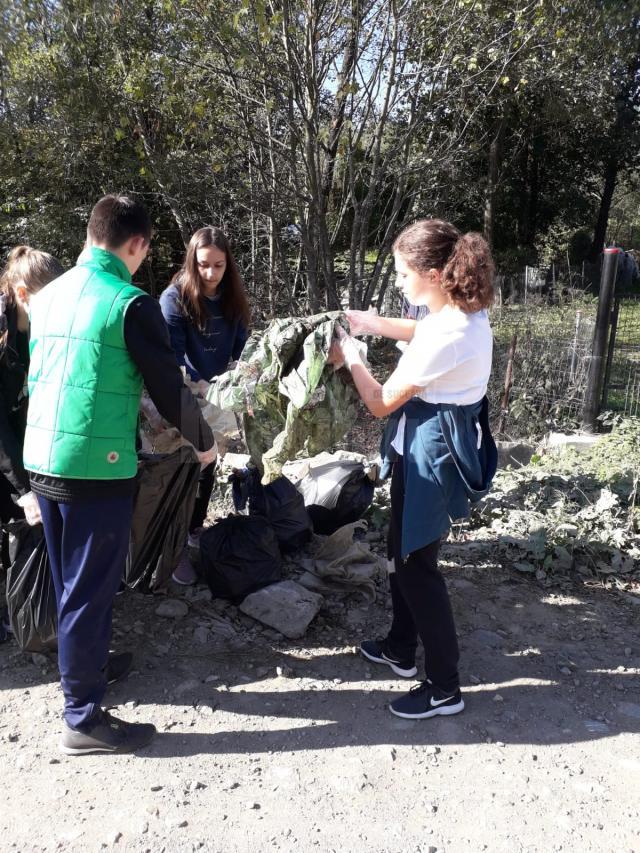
159,282,248,382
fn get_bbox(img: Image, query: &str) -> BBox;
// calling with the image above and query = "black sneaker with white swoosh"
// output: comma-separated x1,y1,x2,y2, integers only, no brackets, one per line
389,681,464,719
360,638,418,678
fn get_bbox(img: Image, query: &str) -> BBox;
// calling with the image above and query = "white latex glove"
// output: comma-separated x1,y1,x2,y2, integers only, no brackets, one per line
345,307,379,337
17,491,42,526
328,326,363,372
195,379,211,398
196,440,218,469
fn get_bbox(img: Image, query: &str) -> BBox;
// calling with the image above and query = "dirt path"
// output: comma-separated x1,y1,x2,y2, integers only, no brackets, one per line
1,543,639,853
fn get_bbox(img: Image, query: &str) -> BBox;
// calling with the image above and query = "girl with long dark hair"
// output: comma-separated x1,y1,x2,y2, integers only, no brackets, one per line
160,227,250,583
330,219,497,719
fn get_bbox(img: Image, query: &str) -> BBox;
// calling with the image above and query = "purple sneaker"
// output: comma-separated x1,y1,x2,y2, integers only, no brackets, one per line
171,550,198,586
187,527,204,549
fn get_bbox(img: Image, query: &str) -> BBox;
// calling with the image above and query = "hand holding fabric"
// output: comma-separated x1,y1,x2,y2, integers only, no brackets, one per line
195,379,211,398
196,439,218,469
345,307,378,337
328,326,363,372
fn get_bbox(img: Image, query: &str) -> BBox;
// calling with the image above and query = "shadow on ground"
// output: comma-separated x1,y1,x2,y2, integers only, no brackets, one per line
3,565,637,757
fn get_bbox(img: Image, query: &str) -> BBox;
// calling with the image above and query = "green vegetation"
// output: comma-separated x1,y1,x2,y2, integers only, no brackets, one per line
473,419,640,587
1,1,638,311
535,418,640,497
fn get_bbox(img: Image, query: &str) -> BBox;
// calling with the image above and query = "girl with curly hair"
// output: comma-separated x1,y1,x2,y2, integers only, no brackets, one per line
330,219,497,719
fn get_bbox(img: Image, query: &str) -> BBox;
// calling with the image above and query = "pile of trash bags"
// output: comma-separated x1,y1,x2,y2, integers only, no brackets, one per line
200,515,282,602
3,444,380,649
288,451,378,535
230,467,313,553
201,452,379,603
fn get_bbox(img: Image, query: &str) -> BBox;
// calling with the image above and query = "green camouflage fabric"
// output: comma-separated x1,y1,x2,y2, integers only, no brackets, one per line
206,312,364,483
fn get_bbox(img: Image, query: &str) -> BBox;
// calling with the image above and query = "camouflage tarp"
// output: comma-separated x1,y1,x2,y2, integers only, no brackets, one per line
206,312,365,483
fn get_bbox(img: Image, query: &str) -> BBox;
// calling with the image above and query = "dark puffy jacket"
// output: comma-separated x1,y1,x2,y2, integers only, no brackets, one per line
0,294,31,506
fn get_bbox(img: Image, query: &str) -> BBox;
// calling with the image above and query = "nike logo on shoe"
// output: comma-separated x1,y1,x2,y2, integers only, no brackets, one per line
430,695,454,707
389,682,464,719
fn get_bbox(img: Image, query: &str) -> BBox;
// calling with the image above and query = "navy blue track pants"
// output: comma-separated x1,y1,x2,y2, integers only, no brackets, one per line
39,494,133,730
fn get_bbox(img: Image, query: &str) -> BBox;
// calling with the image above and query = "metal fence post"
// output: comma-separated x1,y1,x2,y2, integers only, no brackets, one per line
601,296,621,412
583,247,620,430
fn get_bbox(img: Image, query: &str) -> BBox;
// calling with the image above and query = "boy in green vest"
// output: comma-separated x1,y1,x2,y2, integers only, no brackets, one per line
23,195,216,755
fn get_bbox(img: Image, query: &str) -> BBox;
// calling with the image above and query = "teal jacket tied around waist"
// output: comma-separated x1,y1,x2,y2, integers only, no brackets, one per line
380,397,497,558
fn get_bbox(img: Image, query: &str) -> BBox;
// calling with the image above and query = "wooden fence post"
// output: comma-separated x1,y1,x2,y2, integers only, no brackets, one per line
498,332,518,435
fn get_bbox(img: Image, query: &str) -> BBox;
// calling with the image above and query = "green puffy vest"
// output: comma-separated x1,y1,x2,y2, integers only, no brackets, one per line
24,247,145,480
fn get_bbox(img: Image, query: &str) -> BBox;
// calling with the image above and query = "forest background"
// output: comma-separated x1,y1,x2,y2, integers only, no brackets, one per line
1,0,639,317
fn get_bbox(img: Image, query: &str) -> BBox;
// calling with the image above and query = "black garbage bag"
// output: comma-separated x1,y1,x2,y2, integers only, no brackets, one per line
296,460,375,535
200,515,281,602
125,449,200,591
231,467,312,553
5,521,57,652
0,607,10,644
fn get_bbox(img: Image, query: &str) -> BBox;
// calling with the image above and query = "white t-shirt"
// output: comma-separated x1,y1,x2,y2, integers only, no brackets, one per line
390,306,493,454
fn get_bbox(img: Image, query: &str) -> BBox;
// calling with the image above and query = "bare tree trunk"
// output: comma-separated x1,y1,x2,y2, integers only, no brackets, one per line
131,109,191,246
588,158,618,262
524,131,541,247
484,116,505,250
587,46,639,262
374,257,395,312
267,215,278,315
248,158,257,295
319,0,359,201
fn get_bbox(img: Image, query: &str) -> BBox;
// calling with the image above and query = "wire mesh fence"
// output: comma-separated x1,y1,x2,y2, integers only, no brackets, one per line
494,262,601,305
289,266,639,440
602,294,640,417
489,294,640,437
395,288,639,439
488,300,598,437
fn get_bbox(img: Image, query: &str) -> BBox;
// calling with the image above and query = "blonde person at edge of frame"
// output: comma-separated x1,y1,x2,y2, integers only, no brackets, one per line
0,246,63,538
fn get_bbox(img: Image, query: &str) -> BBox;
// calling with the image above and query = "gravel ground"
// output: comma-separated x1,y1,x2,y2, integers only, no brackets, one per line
1,533,639,853
2,403,639,852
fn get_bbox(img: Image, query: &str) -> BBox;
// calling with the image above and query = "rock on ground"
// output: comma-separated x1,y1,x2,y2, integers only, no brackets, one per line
155,598,189,619
496,440,535,468
239,580,323,639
